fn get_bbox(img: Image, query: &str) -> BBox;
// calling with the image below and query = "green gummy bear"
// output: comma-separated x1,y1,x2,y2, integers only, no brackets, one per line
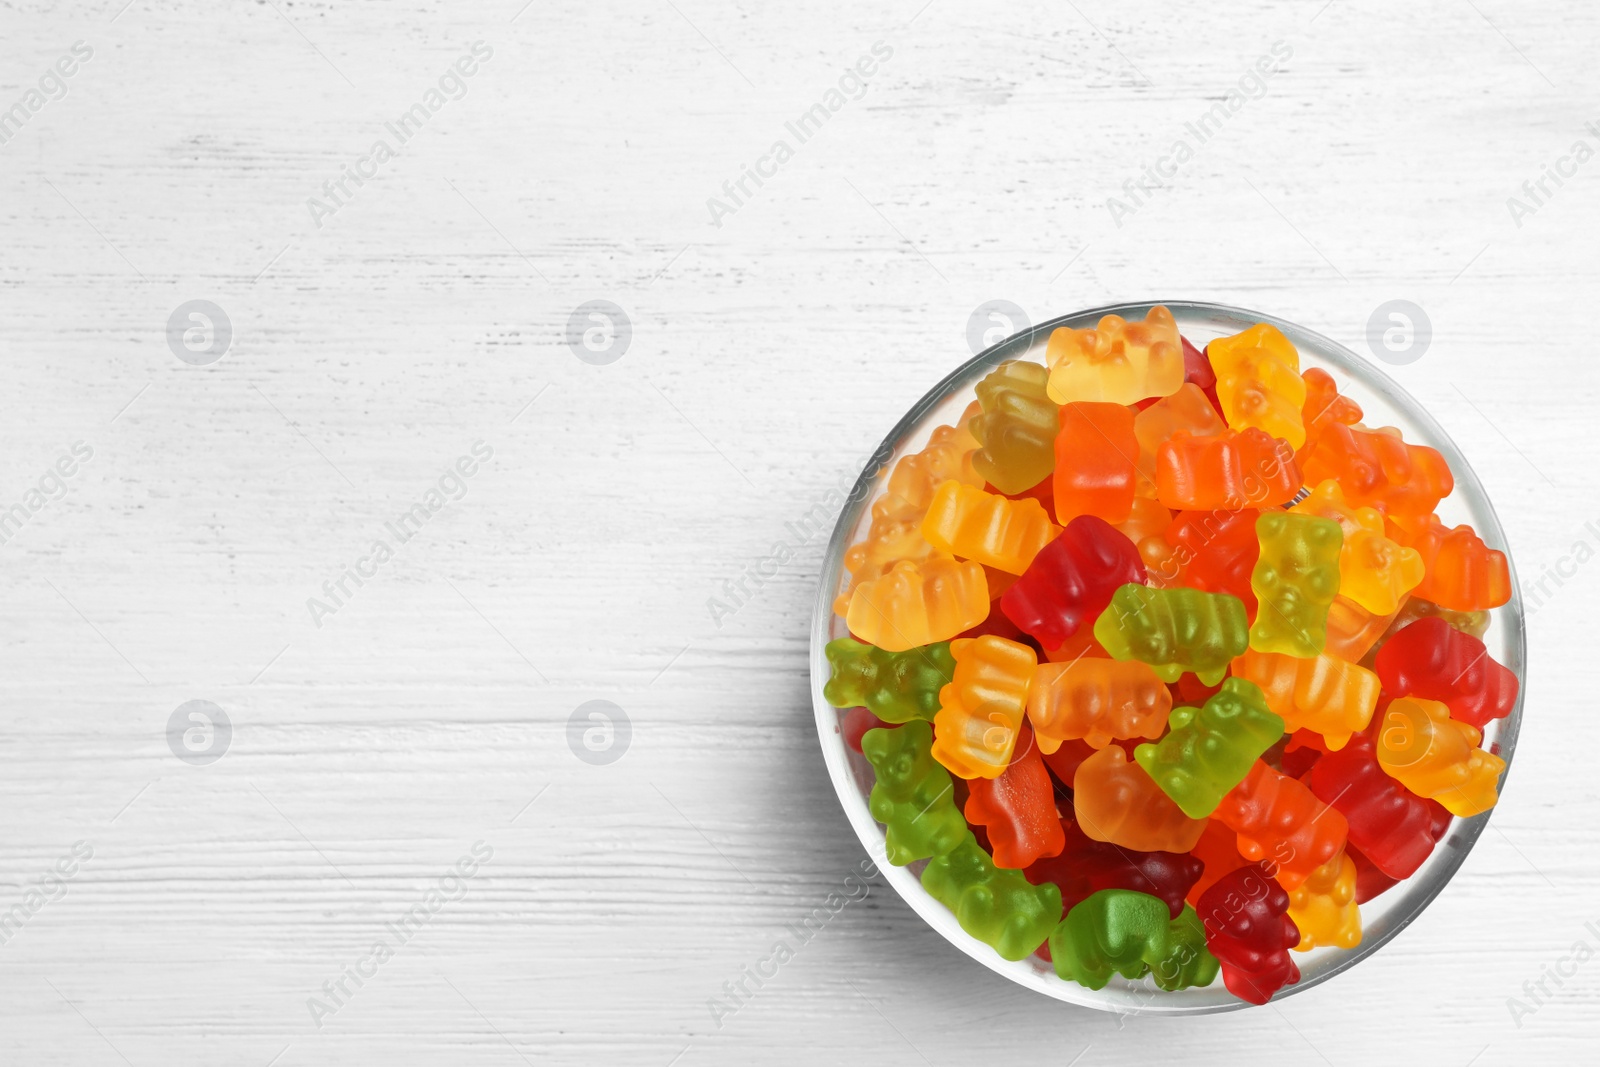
1151,905,1220,992
861,720,968,866
1134,677,1284,819
824,638,955,723
1050,893,1222,992
1049,889,1170,989
1092,584,1249,685
1249,511,1343,657
921,833,1062,961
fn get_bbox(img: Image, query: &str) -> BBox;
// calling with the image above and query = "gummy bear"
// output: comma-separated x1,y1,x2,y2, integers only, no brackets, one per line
1026,657,1172,752
1196,863,1301,1004
1297,367,1362,462
1207,323,1308,450
1286,851,1361,951
1152,905,1222,992
1249,511,1343,657
1049,889,1218,992
931,635,1037,779
1161,506,1267,617
1229,648,1380,751
1373,616,1518,729
921,480,1060,575
1186,818,1249,908
1026,818,1203,919
1306,733,1442,879
1379,594,1490,642
836,412,987,615
1212,760,1348,890
1388,513,1512,611
1134,678,1285,820
846,558,989,653
964,725,1066,868
862,720,969,865
1375,697,1504,818
1300,423,1453,519
1296,479,1424,615
1045,306,1185,405
921,831,1061,960
823,638,956,723
1093,584,1251,685
1347,801,1450,903
1133,383,1227,493
1323,594,1400,662
1155,428,1302,511
1073,745,1209,853
1115,496,1172,553
1000,515,1145,651
1054,402,1139,524
970,360,1059,494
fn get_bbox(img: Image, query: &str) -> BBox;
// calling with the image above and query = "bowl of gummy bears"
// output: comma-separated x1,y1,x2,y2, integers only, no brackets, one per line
810,301,1524,1012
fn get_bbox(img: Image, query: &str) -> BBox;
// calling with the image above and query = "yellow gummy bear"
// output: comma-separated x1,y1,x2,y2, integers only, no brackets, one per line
932,636,1038,779
1376,697,1504,817
1044,306,1184,406
845,558,989,653
1296,480,1425,616
1208,323,1308,450
1287,852,1361,951
921,480,1060,576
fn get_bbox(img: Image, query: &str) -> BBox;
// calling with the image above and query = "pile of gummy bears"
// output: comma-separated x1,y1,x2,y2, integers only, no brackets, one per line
824,306,1517,1004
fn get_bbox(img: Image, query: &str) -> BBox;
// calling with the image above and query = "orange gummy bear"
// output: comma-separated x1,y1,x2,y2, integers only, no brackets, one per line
1054,402,1139,524
1072,746,1208,853
1155,428,1302,511
1026,658,1173,752
1301,423,1453,518
1229,648,1380,751
1213,761,1348,890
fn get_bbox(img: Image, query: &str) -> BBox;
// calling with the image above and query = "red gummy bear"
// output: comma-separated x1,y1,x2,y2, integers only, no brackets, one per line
1162,507,1267,618
1025,818,1203,919
1197,863,1301,1004
1306,734,1441,879
1348,801,1451,902
964,725,1066,869
1373,616,1518,729
1213,761,1348,890
842,706,893,754
1000,515,1146,651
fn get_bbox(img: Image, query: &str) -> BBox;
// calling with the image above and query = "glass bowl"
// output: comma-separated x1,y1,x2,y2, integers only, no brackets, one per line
809,300,1525,1015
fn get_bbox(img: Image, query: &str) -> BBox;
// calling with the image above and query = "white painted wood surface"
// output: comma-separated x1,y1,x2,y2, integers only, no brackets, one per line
1,1,1595,1063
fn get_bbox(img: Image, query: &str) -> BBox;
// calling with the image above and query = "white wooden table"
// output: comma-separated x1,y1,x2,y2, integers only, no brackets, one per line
1,1,1595,1063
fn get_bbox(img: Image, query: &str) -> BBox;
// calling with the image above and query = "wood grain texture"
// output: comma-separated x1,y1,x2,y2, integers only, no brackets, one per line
0,0,1596,1063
